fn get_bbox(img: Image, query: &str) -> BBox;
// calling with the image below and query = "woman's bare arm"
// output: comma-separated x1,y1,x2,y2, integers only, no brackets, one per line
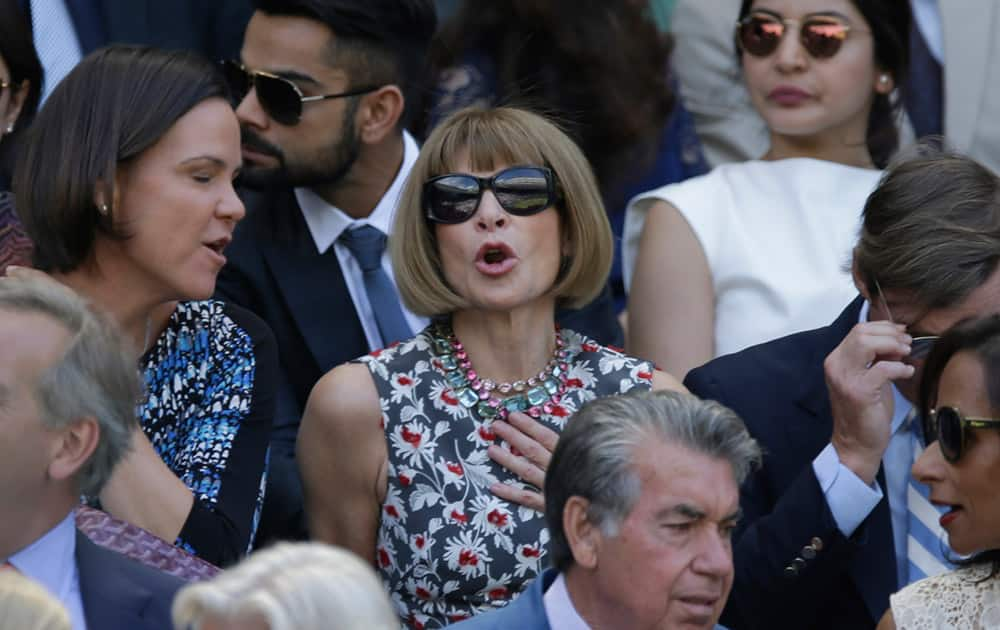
298,363,387,562
627,200,715,381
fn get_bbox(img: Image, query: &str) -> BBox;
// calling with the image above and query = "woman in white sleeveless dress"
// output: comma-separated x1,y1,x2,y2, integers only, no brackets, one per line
624,0,909,379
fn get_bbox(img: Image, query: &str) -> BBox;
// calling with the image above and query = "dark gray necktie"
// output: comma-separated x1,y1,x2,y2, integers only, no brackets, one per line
338,225,412,347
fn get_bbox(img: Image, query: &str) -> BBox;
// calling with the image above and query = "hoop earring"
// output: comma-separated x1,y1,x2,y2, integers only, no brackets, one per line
98,203,109,216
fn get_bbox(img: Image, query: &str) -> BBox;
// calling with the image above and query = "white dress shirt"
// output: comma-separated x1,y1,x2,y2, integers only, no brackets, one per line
543,573,592,630
296,131,428,350
6,512,87,630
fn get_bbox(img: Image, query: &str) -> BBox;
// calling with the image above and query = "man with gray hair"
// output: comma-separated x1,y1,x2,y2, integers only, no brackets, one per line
0,276,182,629
453,389,761,630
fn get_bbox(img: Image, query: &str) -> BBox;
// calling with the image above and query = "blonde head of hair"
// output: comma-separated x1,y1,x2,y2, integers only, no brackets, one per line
391,106,613,317
0,571,72,630
171,542,398,630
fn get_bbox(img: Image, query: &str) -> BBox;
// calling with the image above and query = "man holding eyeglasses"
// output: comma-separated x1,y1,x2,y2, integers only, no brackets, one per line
684,146,1000,630
214,0,438,545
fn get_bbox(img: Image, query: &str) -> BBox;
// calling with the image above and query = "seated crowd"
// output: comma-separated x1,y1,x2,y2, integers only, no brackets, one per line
2,0,1000,629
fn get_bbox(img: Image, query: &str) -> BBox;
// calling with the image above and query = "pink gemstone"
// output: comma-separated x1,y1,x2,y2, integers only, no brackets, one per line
559,362,568,371
453,340,463,350
456,351,467,360
468,370,478,381
527,407,541,418
460,360,472,369
471,380,483,391
542,402,554,414
498,383,512,394
559,385,568,394
498,408,508,420
551,395,561,404
488,397,501,408
479,390,490,400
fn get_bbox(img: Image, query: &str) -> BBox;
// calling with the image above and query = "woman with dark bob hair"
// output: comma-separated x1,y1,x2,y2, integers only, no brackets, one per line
879,315,1000,628
626,0,911,380
299,106,684,628
13,46,276,567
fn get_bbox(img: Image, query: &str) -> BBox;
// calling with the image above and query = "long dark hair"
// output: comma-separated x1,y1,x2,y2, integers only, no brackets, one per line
0,0,43,188
919,314,1000,577
14,46,229,272
423,0,675,192
738,0,910,168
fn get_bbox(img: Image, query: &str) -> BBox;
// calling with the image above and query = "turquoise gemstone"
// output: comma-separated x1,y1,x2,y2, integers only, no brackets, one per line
456,387,479,408
476,401,498,419
433,338,452,355
439,355,458,371
503,396,528,413
543,378,560,396
526,386,547,406
446,371,468,389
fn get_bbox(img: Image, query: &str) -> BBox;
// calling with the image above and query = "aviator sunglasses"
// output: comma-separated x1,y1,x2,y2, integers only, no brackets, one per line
736,11,858,59
423,166,563,224
222,60,380,126
924,406,1000,463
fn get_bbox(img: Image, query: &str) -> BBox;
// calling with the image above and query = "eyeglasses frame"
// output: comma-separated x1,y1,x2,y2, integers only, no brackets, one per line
734,11,864,59
926,406,1000,463
423,165,564,224
223,60,381,124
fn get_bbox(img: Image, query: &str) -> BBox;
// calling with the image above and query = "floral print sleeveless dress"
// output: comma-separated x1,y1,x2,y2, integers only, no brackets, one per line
359,326,654,628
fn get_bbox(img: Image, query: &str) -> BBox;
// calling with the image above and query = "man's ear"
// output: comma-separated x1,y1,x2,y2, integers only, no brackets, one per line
356,85,405,145
563,496,603,570
850,258,872,302
47,417,101,484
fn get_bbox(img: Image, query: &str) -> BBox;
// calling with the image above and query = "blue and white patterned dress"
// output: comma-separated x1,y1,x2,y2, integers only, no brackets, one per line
139,300,276,566
360,326,654,628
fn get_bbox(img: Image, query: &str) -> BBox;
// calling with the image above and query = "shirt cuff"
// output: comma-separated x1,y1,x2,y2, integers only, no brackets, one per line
812,443,883,537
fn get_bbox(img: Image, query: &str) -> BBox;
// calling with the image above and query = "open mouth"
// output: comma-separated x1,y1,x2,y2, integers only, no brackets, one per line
203,236,231,258
933,500,963,527
474,242,517,277
483,248,507,264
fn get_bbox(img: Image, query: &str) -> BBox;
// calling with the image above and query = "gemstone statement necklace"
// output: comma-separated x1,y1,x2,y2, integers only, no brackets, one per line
431,323,571,421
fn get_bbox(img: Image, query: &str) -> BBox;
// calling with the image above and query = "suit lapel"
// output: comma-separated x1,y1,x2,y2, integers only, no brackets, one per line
75,532,152,628
793,296,897,622
941,2,994,150
261,192,368,372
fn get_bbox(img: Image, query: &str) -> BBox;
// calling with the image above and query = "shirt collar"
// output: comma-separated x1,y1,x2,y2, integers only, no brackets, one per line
858,300,914,434
543,572,592,630
296,130,419,254
6,511,77,597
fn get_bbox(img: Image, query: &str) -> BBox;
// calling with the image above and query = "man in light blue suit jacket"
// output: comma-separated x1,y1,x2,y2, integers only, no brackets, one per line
451,391,760,629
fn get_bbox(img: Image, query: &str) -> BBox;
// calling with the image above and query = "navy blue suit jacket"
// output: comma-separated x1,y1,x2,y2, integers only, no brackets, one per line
685,297,897,630
76,531,183,629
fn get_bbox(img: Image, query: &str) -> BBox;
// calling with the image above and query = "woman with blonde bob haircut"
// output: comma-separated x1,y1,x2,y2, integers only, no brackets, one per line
171,542,397,630
0,571,71,630
299,106,683,628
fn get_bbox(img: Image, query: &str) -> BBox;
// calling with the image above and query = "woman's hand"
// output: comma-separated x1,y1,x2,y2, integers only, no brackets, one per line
488,411,559,512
